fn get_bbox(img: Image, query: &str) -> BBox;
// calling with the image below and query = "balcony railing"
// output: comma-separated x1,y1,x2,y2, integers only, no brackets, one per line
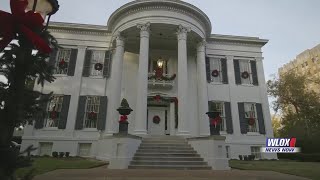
148,73,176,89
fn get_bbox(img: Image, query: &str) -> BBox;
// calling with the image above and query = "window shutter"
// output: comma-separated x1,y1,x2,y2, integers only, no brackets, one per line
221,58,228,84
238,102,247,134
67,49,78,76
256,103,266,134
250,61,259,85
75,96,87,130
48,49,58,67
34,101,47,129
58,95,71,129
82,50,92,77
208,101,214,111
97,96,108,130
103,51,112,78
224,102,233,134
234,60,241,85
205,56,211,83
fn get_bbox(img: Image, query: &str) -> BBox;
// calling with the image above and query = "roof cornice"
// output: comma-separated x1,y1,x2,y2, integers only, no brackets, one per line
209,34,268,47
48,22,110,36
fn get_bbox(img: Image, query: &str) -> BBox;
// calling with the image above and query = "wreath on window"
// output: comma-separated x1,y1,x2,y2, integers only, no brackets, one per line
88,111,97,120
58,59,67,69
211,69,219,77
248,117,255,126
153,115,161,124
94,63,103,71
241,71,249,79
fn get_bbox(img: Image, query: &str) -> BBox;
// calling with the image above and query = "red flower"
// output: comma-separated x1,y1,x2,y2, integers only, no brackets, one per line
210,116,222,126
0,0,51,53
154,95,161,102
119,115,128,123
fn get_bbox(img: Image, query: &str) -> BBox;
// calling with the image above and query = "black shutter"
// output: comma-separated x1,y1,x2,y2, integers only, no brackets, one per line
103,51,112,78
34,101,47,129
221,58,228,84
82,50,92,77
205,56,211,83
208,101,214,111
67,49,78,76
256,103,266,134
48,49,58,67
224,102,233,134
238,102,247,134
234,60,241,85
251,61,259,85
97,96,108,130
75,96,87,130
58,95,71,129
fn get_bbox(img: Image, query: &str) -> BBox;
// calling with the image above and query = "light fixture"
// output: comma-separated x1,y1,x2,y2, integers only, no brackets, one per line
157,57,164,68
26,0,60,28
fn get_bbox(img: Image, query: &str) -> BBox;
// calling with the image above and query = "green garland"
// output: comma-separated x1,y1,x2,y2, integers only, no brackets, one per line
148,74,176,81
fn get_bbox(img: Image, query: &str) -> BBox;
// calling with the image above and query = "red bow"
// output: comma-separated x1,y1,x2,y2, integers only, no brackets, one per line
0,0,51,53
119,115,128,123
210,116,222,126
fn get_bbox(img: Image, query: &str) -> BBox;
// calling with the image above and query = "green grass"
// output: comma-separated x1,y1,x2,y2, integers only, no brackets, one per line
16,157,107,178
230,160,320,180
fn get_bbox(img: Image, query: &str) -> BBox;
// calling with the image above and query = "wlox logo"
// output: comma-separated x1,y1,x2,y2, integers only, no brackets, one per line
261,138,300,153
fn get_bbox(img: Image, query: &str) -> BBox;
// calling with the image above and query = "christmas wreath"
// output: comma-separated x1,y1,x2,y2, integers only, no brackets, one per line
248,118,255,126
94,63,103,71
241,71,249,79
211,69,219,77
88,111,97,120
153,115,161,124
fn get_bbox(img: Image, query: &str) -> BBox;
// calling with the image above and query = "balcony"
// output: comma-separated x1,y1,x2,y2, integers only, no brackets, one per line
148,73,176,89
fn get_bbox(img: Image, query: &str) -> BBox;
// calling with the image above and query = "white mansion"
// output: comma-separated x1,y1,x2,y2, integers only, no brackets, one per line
21,0,276,169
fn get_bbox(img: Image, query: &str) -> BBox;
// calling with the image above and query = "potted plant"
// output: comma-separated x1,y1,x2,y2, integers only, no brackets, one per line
206,111,222,135
117,98,133,134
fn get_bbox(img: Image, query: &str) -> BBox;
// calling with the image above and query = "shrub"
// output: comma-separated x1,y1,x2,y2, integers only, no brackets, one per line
278,153,320,162
239,155,243,160
65,152,70,157
52,151,58,158
248,155,255,161
59,152,65,158
244,155,248,161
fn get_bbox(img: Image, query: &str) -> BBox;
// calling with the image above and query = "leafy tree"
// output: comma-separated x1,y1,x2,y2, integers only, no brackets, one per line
267,72,320,153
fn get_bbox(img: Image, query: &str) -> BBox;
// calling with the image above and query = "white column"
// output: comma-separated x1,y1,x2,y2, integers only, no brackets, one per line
197,40,210,136
106,34,125,134
134,22,150,135
177,25,191,136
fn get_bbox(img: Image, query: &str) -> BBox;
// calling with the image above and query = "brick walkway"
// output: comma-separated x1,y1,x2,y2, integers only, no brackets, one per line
34,166,310,180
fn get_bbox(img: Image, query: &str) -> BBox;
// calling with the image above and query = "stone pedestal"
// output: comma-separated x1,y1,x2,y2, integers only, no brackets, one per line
96,134,142,169
188,136,230,170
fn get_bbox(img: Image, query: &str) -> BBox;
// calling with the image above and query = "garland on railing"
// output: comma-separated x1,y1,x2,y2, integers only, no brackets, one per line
148,73,177,81
148,95,178,129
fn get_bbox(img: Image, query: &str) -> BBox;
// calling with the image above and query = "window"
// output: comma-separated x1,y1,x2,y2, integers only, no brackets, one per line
44,95,64,128
149,59,168,74
208,101,226,131
54,49,71,74
84,96,100,128
244,103,259,132
210,58,223,83
239,60,253,84
226,146,230,159
39,142,53,156
90,50,105,76
251,146,262,159
78,143,91,156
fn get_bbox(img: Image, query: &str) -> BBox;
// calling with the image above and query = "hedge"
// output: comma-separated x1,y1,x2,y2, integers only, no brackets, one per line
278,153,320,162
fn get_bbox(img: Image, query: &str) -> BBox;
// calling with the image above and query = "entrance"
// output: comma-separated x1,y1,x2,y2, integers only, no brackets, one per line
147,107,169,135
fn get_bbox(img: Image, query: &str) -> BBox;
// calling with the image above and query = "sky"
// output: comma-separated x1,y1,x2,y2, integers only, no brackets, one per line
1,0,320,79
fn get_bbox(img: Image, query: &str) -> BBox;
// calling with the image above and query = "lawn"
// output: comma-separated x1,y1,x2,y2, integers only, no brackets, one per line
230,160,320,180
16,157,107,178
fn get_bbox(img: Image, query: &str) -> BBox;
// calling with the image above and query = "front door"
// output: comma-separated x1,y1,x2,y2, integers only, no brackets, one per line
147,107,166,135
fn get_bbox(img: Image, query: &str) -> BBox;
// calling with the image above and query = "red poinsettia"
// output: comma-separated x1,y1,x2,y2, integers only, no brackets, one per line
119,115,128,123
0,0,51,53
210,115,222,126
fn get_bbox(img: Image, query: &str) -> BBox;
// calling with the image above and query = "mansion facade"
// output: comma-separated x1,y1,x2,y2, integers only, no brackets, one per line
21,0,276,164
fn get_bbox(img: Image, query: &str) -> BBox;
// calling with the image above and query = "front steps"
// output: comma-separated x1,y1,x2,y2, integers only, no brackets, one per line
128,136,211,170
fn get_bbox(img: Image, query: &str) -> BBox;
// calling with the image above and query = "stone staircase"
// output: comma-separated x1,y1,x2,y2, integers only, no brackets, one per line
128,136,211,170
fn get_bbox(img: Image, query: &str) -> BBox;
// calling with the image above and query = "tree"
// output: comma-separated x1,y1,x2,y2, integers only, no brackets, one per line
267,72,320,153
271,115,281,137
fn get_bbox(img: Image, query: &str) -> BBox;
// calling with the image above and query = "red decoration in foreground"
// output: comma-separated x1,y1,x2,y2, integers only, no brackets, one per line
210,115,222,126
0,0,51,53
119,115,128,123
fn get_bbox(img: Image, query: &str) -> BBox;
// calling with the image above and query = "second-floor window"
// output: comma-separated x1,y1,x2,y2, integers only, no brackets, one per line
239,60,253,85
90,50,105,76
83,50,111,78
206,57,228,84
44,95,64,128
234,59,258,85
